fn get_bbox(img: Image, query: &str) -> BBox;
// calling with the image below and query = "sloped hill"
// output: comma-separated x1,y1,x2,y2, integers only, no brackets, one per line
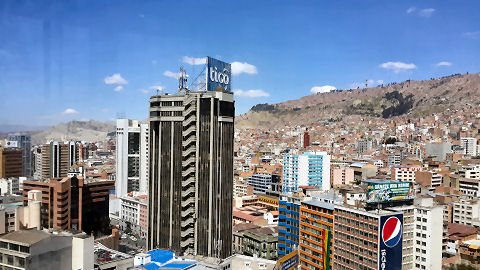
236,72,480,128
32,120,115,144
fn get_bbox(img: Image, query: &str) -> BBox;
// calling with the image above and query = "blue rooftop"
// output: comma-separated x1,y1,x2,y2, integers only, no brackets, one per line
142,263,160,270
159,263,196,269
147,249,174,264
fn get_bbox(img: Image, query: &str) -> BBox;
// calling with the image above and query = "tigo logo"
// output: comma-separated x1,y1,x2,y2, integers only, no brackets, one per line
382,216,402,247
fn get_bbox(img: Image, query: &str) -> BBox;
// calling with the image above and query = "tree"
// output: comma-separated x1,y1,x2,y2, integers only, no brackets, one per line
124,222,132,234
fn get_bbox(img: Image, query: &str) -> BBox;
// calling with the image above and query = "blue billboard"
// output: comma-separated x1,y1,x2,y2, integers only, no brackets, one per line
206,56,231,92
379,213,403,270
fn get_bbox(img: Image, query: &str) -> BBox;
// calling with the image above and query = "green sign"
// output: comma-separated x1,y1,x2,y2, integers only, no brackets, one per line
366,182,415,203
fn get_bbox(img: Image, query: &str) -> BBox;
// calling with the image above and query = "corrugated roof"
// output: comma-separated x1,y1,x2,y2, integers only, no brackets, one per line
147,249,174,264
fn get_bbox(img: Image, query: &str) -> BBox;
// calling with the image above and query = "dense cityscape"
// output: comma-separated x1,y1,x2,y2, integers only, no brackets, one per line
1,1,480,270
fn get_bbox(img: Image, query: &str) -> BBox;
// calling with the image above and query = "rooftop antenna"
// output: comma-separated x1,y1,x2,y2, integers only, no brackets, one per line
178,67,189,92
365,79,368,88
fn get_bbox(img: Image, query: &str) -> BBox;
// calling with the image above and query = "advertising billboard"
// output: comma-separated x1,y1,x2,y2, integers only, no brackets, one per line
366,182,415,203
276,250,299,270
206,56,231,92
378,213,403,270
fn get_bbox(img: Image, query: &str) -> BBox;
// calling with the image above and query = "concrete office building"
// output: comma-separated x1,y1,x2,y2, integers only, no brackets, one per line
333,205,404,270
0,229,94,270
116,119,149,197
425,142,452,161
247,173,280,194
36,141,78,180
283,152,331,192
0,147,23,178
278,193,302,258
119,193,148,238
452,198,480,226
391,165,422,182
461,137,477,156
412,197,443,270
384,204,415,270
331,166,354,186
147,89,234,258
7,134,32,177
0,190,41,234
458,164,480,179
22,176,114,234
0,177,21,195
357,138,373,154
299,199,334,270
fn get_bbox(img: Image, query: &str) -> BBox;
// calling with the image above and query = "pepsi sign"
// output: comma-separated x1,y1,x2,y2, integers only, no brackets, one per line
379,213,403,270
206,57,231,92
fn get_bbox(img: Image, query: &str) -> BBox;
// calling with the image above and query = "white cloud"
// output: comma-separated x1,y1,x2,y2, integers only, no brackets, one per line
406,7,416,14
182,56,207,65
436,61,452,67
379,61,417,73
310,85,336,94
377,80,384,84
231,62,258,76
463,31,480,40
62,108,79,115
418,8,435,17
101,108,109,113
104,73,128,85
163,70,181,79
234,89,270,98
152,60,157,65
114,85,123,92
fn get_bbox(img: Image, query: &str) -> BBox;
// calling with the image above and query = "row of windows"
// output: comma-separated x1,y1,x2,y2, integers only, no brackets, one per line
0,242,29,253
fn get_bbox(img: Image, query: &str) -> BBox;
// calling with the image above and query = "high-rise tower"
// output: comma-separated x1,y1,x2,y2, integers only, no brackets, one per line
147,57,234,259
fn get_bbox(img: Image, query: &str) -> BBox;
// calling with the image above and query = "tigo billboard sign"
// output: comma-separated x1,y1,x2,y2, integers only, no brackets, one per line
206,56,231,92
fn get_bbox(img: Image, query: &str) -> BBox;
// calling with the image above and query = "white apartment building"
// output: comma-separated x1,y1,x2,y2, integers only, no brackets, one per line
283,152,331,192
247,173,280,194
458,177,480,196
234,179,248,198
461,137,477,156
452,198,480,226
412,197,443,270
120,194,148,237
386,205,415,270
458,164,480,179
116,119,149,197
0,178,20,195
391,165,423,182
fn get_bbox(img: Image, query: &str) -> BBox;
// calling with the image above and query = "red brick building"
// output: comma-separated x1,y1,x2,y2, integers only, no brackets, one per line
22,176,114,234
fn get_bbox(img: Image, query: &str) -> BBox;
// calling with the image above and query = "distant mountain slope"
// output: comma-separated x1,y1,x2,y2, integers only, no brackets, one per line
32,120,115,144
236,72,480,128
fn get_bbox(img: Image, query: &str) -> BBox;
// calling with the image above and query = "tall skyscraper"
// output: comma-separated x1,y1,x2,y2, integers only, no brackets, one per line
34,141,78,180
7,133,32,177
0,147,23,178
115,119,149,197
147,88,235,258
283,152,331,192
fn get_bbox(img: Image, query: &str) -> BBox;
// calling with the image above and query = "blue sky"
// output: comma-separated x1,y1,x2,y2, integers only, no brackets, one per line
0,0,479,126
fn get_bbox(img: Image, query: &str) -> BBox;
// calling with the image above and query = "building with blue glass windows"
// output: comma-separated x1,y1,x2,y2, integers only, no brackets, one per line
278,193,302,258
283,152,331,193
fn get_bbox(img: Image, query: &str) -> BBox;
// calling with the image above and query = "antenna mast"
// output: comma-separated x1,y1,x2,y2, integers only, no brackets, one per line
178,67,188,92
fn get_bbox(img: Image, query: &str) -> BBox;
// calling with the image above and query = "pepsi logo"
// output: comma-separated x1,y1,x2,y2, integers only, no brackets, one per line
382,216,402,248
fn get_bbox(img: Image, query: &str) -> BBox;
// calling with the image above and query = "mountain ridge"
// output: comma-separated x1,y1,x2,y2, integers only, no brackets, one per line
236,72,480,129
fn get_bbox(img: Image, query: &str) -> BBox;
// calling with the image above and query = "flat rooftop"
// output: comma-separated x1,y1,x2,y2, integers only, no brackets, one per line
0,230,50,245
